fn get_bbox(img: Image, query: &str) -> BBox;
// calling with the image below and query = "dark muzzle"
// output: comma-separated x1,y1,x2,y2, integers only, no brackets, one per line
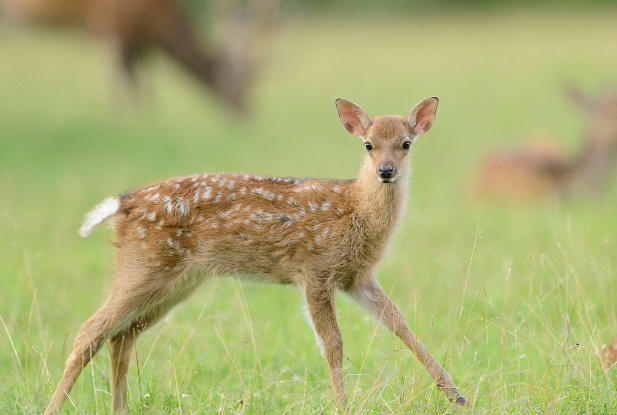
379,165,394,179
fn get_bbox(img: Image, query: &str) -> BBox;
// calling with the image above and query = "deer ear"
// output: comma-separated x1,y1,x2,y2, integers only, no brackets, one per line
564,85,593,112
408,97,439,136
335,98,370,138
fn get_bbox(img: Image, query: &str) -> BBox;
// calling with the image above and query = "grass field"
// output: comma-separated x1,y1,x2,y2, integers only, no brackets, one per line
2,9,617,414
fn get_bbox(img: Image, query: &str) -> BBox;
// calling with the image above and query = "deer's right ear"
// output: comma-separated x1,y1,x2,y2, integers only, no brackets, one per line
564,85,593,112
335,98,370,138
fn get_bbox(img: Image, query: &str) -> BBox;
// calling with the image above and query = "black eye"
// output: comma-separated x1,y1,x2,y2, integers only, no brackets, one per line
402,141,411,150
365,142,373,151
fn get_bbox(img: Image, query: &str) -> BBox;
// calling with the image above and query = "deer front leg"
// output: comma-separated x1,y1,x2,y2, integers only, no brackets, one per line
346,274,468,406
303,282,348,410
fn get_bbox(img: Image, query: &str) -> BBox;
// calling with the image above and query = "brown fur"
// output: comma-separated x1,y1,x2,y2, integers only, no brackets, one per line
0,0,280,112
44,97,468,414
601,336,617,369
475,87,617,199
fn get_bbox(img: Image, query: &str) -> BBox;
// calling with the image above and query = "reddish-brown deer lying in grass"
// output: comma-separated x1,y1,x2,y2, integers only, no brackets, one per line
476,87,617,199
44,97,468,414
0,0,279,112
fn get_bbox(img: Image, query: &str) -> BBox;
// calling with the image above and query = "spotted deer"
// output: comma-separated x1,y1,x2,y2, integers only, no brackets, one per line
0,0,280,112
44,97,468,414
476,87,617,199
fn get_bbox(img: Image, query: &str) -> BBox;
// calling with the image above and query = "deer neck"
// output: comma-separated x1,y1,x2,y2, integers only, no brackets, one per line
351,160,408,238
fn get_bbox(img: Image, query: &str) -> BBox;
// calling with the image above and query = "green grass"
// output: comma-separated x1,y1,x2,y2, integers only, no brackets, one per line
2,9,617,414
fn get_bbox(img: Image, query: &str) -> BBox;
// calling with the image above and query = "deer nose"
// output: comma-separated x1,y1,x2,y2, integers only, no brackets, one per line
379,165,394,179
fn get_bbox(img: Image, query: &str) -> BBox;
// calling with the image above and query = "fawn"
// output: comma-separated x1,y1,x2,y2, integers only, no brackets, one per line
0,0,279,112
475,87,617,199
44,97,468,414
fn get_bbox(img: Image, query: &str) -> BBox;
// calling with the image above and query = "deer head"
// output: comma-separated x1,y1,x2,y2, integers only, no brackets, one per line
335,97,439,183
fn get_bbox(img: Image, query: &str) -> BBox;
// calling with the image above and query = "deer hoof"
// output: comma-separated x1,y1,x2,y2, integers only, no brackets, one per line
452,394,470,407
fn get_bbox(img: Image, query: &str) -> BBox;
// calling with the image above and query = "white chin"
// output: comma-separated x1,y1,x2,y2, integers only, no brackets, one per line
378,177,397,183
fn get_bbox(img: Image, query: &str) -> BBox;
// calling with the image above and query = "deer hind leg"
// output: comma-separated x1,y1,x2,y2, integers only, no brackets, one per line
44,300,121,415
303,282,347,410
107,296,189,414
46,267,206,415
108,325,140,413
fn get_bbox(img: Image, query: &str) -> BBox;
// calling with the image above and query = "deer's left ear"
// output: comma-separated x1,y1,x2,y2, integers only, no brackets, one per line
408,97,439,137
335,98,370,138
564,85,593,112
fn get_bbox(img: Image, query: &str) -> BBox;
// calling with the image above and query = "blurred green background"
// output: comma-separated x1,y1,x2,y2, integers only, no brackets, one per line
2,1,617,413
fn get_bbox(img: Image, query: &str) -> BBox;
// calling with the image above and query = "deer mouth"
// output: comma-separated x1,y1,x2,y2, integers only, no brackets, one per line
378,176,397,183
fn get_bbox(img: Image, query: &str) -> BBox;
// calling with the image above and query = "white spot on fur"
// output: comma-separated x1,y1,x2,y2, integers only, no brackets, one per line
151,193,160,202
147,212,156,221
167,238,180,250
163,196,173,213
251,187,275,201
136,226,146,238
321,201,330,211
214,191,222,203
176,197,188,216
140,242,147,250
193,189,200,203
308,202,318,212
333,186,341,193
202,186,212,200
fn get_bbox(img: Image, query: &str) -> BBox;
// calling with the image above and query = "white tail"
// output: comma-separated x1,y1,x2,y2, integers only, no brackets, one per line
78,197,119,237
45,97,468,414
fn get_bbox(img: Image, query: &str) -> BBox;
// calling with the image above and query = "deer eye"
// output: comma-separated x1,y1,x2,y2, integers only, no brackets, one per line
365,142,373,151
402,141,411,150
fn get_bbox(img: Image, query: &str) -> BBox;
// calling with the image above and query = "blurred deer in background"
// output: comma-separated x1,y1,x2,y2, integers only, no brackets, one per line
600,336,617,369
476,87,617,199
0,0,280,113
44,97,469,414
